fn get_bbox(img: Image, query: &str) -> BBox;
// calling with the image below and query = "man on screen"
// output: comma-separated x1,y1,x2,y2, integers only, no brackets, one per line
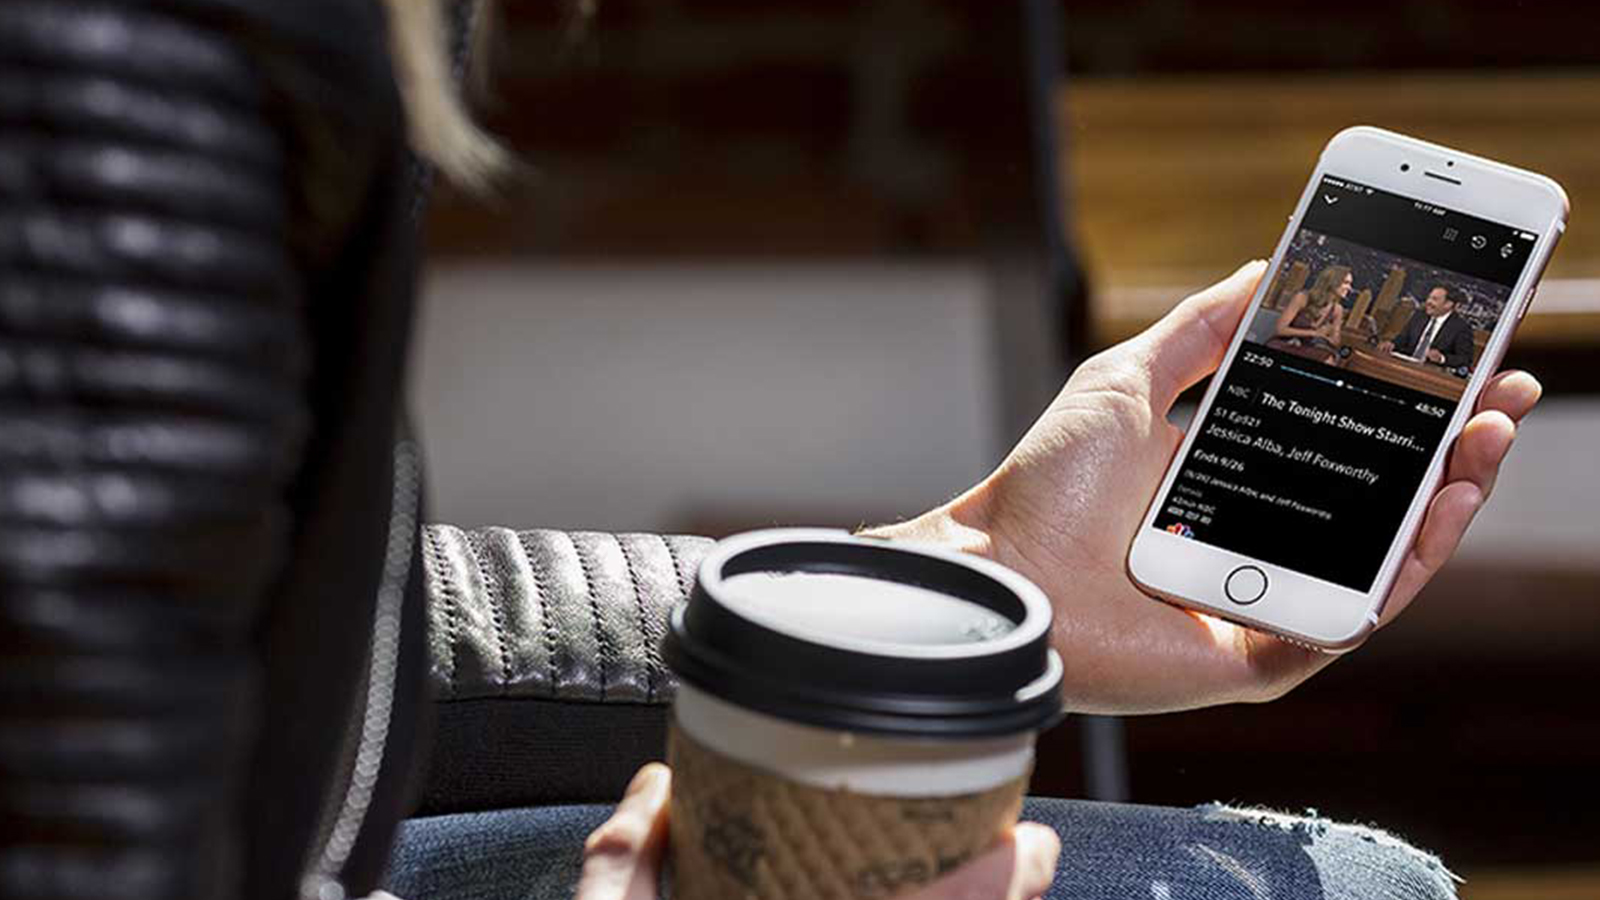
1378,285,1475,369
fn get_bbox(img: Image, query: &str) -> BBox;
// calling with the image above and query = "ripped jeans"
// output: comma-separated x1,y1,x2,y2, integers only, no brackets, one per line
384,798,1460,900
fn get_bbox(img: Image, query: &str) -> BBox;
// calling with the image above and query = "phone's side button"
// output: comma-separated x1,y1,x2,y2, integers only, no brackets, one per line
1517,287,1537,322
1224,565,1269,605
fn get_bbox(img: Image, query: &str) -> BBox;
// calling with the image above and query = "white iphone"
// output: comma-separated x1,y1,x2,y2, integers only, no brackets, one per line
1127,126,1568,649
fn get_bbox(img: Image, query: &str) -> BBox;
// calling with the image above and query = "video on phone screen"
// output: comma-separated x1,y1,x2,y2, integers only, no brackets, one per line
1245,229,1513,400
1152,176,1538,592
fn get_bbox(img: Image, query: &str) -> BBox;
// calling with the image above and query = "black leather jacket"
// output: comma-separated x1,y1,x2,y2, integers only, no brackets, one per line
1,3,713,899
3,1,423,898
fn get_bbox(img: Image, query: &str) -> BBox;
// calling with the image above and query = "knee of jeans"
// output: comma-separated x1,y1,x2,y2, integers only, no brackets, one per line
1199,805,1461,900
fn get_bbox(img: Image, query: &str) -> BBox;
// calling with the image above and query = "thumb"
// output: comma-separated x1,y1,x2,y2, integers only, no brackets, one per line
577,764,672,900
1124,260,1266,412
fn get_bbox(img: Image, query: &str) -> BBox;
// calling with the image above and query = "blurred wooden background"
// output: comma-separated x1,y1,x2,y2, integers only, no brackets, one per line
1069,72,1600,346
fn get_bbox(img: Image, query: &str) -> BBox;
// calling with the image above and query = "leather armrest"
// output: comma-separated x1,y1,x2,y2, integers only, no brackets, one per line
416,525,713,811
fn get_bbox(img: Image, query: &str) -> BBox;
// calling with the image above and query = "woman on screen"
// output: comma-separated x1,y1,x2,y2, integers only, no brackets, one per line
1266,264,1349,363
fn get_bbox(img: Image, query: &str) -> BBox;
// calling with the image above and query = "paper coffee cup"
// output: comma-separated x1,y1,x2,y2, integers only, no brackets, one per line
661,529,1064,900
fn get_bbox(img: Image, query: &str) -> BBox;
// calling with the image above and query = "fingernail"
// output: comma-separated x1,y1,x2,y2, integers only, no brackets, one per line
1013,822,1062,894
1014,822,1062,864
625,764,665,798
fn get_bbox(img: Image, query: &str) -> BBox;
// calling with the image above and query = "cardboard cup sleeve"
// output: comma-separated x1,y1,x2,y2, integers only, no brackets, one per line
667,723,1030,900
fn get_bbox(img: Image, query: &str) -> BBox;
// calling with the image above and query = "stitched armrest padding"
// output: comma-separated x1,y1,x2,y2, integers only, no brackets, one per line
417,526,713,811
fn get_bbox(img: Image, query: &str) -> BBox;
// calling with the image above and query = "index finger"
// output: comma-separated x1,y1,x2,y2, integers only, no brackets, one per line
578,765,672,900
1442,370,1541,503
1476,369,1542,422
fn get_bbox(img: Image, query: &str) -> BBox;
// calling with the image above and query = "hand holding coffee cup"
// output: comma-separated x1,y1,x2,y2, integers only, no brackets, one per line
660,529,1065,900
573,765,1061,900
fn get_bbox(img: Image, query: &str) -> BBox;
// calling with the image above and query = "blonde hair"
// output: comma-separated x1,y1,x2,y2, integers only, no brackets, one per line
1305,265,1350,315
382,0,506,191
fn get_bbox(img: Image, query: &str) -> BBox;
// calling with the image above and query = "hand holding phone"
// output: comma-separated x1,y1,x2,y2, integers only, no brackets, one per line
872,128,1550,712
873,262,1537,713
1129,127,1566,649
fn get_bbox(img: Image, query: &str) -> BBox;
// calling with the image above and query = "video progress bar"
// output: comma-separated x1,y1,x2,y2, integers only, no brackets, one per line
1278,363,1408,406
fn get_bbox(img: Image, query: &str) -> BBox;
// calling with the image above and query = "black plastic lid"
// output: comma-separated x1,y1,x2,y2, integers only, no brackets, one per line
661,529,1064,738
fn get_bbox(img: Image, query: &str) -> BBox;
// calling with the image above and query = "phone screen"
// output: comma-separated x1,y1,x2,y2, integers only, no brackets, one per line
1151,176,1540,592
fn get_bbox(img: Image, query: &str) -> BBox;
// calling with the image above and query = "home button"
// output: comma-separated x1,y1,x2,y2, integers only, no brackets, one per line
1224,565,1269,605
